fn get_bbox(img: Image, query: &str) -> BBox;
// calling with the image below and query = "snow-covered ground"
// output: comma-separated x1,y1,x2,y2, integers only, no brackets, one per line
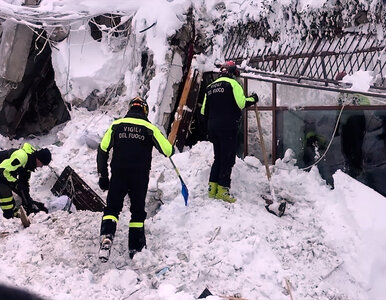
0,0,385,299
1,108,386,300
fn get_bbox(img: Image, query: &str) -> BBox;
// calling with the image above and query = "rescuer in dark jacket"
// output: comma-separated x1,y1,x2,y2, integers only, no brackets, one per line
201,61,258,203
97,97,174,261
0,143,51,219
336,71,369,178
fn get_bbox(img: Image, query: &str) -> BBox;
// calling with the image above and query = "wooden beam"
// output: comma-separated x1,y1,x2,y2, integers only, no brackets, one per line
168,67,193,145
174,70,202,151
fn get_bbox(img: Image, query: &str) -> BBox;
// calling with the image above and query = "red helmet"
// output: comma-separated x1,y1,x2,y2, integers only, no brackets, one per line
220,60,240,77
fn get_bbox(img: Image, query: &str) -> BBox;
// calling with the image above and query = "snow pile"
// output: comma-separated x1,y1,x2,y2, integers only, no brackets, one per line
0,0,385,299
342,70,376,92
1,112,386,299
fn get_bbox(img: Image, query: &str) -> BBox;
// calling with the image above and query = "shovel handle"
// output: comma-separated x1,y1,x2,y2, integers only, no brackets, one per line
255,105,271,181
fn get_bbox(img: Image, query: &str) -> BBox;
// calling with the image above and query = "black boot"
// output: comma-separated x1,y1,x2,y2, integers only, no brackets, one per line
99,217,117,262
99,234,114,263
128,226,146,259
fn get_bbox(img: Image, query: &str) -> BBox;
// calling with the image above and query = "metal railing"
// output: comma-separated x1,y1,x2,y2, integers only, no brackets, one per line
224,24,386,91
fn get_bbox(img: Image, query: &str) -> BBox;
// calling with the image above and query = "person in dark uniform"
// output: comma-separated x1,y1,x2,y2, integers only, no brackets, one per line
97,96,174,260
200,61,258,203
0,143,50,219
336,71,369,178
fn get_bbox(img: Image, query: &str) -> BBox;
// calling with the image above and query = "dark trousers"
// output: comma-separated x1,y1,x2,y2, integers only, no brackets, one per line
341,114,366,176
101,167,149,236
208,128,238,187
0,182,15,219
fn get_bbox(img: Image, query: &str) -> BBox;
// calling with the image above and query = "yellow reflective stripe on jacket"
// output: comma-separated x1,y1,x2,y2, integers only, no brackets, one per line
100,118,173,157
0,196,14,210
305,132,316,140
201,93,207,115
129,222,144,228
338,93,370,105
102,215,118,223
22,142,35,154
0,149,29,182
100,126,114,152
0,204,14,210
201,77,254,114
352,93,370,105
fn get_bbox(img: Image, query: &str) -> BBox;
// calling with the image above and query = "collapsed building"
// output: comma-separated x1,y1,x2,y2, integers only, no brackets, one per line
0,0,385,198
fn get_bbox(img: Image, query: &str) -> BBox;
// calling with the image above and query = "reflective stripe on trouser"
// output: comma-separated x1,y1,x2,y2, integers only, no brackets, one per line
104,167,149,223
129,222,144,228
0,182,15,212
102,215,118,223
0,195,14,211
100,215,118,237
128,223,146,252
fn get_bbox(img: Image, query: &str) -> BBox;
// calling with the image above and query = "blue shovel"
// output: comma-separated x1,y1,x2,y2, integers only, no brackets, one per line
169,158,189,206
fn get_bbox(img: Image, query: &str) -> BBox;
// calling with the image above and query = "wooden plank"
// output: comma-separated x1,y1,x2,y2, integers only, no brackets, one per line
168,67,193,145
18,206,30,228
174,70,202,151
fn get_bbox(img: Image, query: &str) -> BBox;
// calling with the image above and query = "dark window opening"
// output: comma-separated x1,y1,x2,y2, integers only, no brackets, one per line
276,108,386,196
182,72,217,148
0,31,70,138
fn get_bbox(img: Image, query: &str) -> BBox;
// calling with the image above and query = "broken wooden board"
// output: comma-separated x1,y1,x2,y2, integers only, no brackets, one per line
168,65,202,151
18,205,30,228
0,232,10,238
51,165,106,212
168,67,194,146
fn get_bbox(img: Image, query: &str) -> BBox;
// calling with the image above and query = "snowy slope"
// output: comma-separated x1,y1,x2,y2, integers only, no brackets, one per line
1,108,386,300
0,0,385,299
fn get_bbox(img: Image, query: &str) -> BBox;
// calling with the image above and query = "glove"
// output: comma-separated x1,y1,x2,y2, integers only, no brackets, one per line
31,201,49,213
24,201,48,215
3,209,16,219
245,93,259,108
13,183,28,196
250,93,259,103
13,183,33,205
99,177,110,191
24,204,38,215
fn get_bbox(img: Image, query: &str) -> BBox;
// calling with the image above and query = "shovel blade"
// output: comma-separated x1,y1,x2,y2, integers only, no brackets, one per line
181,182,189,206
265,201,286,217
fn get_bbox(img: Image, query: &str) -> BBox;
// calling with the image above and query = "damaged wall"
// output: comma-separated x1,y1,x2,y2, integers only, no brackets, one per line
0,21,70,138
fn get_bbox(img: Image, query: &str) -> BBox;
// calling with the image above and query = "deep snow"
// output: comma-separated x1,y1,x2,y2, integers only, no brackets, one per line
1,108,385,300
0,0,385,299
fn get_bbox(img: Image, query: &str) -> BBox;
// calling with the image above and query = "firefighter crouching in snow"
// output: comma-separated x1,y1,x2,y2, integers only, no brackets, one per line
0,143,51,219
201,61,258,203
97,97,174,261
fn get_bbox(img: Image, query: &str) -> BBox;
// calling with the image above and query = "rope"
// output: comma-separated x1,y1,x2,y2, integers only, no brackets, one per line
70,18,135,181
79,25,132,136
0,8,130,29
300,104,346,171
65,29,71,99
270,104,346,173
370,97,386,105
66,173,75,212
59,168,75,212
